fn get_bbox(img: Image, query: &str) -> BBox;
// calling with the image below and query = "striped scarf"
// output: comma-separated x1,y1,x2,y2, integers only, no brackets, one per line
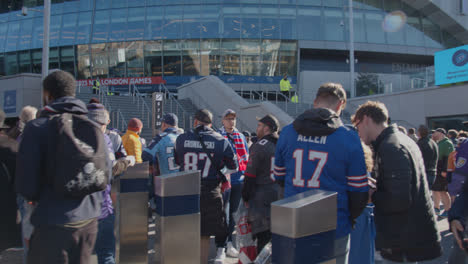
220,127,248,171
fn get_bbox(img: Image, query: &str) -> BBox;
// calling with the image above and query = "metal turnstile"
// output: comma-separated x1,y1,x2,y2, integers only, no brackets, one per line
114,162,149,264
154,171,201,264
271,190,337,264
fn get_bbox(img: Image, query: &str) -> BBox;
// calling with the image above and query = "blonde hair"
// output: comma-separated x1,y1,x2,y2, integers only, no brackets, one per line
20,106,38,123
361,142,374,172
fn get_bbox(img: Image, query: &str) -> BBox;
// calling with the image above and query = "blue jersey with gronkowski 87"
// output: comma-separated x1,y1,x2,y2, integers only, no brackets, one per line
274,124,368,238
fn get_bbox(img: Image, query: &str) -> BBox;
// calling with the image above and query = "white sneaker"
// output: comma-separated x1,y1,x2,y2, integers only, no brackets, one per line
226,242,239,258
214,247,226,264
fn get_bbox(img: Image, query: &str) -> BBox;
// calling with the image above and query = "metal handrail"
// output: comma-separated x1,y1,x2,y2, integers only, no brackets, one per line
158,83,190,129
130,84,152,128
116,108,127,132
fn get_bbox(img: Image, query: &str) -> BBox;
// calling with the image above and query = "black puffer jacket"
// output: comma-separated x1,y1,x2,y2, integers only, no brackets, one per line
371,125,442,262
417,136,438,174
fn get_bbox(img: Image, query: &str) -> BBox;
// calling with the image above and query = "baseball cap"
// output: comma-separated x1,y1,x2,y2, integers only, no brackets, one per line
257,114,279,132
128,118,143,132
161,113,178,126
87,103,108,126
194,109,213,124
435,128,446,135
316,83,347,101
0,109,9,129
222,109,236,118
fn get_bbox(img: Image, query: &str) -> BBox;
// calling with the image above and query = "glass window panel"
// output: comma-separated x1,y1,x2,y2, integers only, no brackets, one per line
112,0,127,8
144,41,163,76
261,39,280,76
108,42,127,77
384,0,400,12
31,49,42,74
279,6,296,39
76,12,92,44
77,45,91,79
60,12,77,46
201,5,221,38
0,23,7,53
405,16,424,46
164,6,183,39
128,0,145,7
279,0,296,3
163,40,182,76
183,4,201,39
32,16,45,49
297,7,321,40
62,0,79,12
49,15,62,47
422,18,443,48
18,19,33,51
110,9,128,42
126,41,144,77
60,46,75,76
279,41,297,76
145,6,164,40
242,5,260,39
297,0,321,6
385,26,405,45
79,0,93,11
222,5,241,38
51,2,63,15
127,8,145,41
323,8,344,41
6,53,18,75
261,0,278,4
200,39,220,76
93,10,110,43
241,40,261,76
6,21,20,52
221,40,241,75
365,12,385,44
49,47,59,70
442,30,462,49
243,0,259,3
0,54,5,76
346,10,366,43
95,0,111,10
325,0,343,7
19,51,31,73
91,43,109,78
182,40,200,75
147,0,166,5
363,0,383,10
261,7,279,39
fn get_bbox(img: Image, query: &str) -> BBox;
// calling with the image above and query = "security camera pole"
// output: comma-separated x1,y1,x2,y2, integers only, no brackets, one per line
41,0,51,107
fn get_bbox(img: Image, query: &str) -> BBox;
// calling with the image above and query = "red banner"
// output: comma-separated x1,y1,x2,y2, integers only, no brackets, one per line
77,77,166,87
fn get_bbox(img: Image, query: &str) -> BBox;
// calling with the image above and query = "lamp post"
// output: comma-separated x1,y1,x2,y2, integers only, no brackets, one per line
348,0,355,98
41,0,51,107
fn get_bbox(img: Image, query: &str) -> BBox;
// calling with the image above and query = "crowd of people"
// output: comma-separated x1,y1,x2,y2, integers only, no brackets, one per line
1,70,468,264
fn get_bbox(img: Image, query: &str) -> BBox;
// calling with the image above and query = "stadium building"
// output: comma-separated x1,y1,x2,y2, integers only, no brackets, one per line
0,0,467,131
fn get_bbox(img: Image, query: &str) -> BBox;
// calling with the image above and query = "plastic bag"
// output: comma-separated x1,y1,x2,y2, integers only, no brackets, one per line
234,201,257,264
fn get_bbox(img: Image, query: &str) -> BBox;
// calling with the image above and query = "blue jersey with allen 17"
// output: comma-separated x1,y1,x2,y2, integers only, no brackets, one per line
274,124,368,238
142,127,180,175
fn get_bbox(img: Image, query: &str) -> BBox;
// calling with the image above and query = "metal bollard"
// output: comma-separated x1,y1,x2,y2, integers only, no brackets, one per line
271,190,337,264
154,171,201,264
114,162,149,264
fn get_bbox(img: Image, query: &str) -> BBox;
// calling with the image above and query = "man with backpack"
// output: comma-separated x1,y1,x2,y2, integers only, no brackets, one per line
16,71,111,264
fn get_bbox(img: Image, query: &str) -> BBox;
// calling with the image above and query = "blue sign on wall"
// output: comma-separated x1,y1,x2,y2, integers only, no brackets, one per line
3,90,16,114
435,45,468,86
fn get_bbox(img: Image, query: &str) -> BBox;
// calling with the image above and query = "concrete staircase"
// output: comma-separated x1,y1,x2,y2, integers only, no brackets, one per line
76,92,198,141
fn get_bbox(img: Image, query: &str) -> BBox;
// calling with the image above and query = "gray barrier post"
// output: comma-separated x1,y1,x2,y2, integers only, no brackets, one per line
154,171,201,264
271,190,337,264
114,162,149,264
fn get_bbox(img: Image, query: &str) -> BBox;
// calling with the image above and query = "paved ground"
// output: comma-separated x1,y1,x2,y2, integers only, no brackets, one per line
0,215,458,264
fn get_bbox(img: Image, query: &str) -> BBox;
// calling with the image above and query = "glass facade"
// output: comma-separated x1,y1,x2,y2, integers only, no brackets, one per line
0,0,463,94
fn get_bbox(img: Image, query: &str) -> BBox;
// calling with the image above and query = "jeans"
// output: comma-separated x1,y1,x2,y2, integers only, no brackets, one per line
216,183,243,247
335,235,351,264
349,205,375,264
28,219,97,264
95,214,116,264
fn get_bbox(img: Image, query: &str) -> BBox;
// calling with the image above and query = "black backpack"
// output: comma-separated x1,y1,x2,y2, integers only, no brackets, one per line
47,113,109,199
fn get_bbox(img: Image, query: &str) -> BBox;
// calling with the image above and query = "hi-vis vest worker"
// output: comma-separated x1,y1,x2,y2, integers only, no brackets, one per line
92,79,100,94
280,75,292,92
